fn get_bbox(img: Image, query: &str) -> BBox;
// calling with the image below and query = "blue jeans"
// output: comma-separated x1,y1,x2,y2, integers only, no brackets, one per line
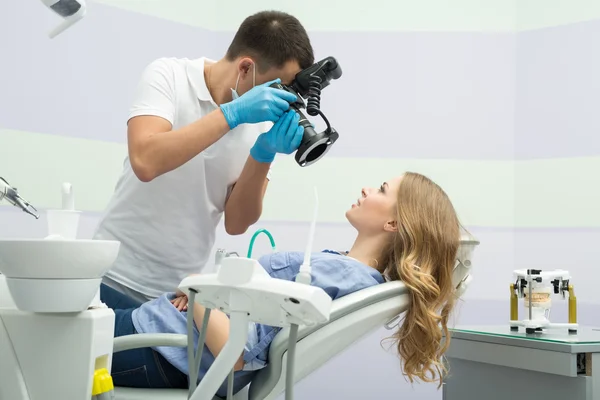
100,283,144,310
106,284,257,395
107,285,189,389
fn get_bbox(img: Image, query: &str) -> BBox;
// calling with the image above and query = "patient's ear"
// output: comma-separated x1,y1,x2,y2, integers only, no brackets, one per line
383,220,398,232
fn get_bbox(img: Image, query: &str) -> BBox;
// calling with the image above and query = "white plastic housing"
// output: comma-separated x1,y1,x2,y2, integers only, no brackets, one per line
455,274,473,298
0,239,120,313
46,209,81,239
40,0,87,38
44,181,81,240
180,256,333,400
0,299,115,400
513,268,571,284
5,277,103,313
178,257,333,328
0,239,120,279
452,232,480,292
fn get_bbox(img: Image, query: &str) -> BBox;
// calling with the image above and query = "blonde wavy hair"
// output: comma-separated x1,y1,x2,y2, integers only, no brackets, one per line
378,172,461,388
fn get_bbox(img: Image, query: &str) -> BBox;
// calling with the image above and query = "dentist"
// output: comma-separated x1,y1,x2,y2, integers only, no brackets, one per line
93,11,315,305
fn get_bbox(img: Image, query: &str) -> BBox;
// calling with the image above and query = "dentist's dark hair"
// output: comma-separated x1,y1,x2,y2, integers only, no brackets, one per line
225,10,315,73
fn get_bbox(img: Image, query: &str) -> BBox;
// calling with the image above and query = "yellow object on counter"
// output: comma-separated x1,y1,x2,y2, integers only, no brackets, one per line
510,283,518,321
568,285,577,324
92,368,114,396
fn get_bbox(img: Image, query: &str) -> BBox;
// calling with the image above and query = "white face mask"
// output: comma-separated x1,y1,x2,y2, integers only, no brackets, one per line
231,63,256,99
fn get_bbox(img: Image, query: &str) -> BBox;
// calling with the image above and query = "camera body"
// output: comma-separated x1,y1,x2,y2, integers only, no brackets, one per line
270,56,342,167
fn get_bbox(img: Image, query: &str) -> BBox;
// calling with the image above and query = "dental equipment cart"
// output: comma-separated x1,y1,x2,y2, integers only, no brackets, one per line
443,325,600,400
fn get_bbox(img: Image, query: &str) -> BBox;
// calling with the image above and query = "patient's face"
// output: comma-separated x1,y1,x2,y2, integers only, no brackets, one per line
345,176,402,234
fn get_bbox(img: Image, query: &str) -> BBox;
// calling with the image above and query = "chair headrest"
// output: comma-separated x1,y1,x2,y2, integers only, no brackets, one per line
453,232,480,292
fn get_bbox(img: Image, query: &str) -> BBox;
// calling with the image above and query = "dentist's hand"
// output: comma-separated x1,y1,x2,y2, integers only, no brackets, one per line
219,79,298,130
250,110,304,163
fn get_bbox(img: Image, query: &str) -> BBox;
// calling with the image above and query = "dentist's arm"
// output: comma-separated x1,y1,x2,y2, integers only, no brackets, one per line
223,111,304,235
126,59,231,182
223,157,270,235
126,58,296,183
128,112,231,182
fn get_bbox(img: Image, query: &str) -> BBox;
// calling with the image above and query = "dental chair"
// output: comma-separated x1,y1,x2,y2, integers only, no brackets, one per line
113,280,409,400
113,230,478,400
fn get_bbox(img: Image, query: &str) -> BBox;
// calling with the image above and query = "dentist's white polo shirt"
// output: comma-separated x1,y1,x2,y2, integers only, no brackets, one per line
94,57,271,300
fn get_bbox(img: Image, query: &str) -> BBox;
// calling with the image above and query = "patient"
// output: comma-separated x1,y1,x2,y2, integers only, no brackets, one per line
108,171,461,396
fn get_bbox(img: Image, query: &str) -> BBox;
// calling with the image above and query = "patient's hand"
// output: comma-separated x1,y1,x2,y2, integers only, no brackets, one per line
171,294,188,311
174,273,202,299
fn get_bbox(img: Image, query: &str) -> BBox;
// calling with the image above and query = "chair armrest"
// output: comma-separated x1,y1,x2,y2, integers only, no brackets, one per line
113,333,188,353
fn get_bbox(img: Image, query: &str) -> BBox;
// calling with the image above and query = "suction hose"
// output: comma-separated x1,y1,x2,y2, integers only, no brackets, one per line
247,228,276,258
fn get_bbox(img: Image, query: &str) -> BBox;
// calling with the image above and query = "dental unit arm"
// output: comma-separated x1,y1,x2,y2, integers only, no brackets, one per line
178,187,328,400
0,177,39,219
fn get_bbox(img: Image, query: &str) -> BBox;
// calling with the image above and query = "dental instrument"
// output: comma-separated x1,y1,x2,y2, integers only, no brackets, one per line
39,0,87,38
279,187,319,399
510,269,578,334
0,176,39,219
180,187,328,400
285,187,318,399
295,187,318,286
0,182,120,400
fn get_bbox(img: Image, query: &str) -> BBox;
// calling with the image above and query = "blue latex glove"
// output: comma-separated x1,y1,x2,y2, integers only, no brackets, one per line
220,79,298,130
250,110,304,163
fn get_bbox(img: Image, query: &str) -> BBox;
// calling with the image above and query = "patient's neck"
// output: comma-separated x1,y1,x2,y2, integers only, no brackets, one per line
347,233,387,270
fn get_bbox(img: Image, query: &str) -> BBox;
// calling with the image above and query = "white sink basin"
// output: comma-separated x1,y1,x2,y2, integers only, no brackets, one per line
0,239,120,279
0,239,120,313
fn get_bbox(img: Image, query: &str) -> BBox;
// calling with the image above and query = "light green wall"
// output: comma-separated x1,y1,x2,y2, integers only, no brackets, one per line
0,129,127,214
515,157,600,227
95,0,517,32
517,0,600,31
4,129,599,228
95,0,600,31
265,156,515,227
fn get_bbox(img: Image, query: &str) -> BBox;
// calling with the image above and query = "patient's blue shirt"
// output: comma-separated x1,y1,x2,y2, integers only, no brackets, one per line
131,251,384,394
